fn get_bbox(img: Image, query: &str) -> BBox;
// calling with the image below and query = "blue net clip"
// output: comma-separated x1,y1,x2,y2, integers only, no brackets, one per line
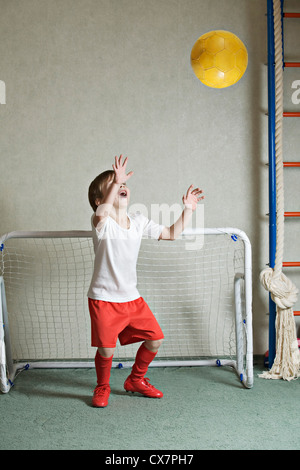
231,234,238,242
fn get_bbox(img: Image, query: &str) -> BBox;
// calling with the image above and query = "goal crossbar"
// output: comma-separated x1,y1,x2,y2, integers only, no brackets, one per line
0,227,253,392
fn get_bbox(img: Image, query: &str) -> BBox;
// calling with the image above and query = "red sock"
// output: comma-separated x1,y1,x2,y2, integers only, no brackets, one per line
95,351,113,386
130,343,157,380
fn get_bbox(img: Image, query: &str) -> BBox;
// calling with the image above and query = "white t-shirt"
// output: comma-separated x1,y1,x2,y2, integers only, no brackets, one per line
87,212,164,302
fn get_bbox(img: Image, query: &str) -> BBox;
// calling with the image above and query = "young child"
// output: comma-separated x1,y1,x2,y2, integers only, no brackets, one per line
87,155,204,407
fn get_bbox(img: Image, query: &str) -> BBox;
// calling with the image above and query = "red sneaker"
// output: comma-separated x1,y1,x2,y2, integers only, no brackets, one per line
124,376,163,398
92,384,110,408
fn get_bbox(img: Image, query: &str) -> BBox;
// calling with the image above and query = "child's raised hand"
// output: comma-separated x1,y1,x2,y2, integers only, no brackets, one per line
112,155,134,184
182,185,204,211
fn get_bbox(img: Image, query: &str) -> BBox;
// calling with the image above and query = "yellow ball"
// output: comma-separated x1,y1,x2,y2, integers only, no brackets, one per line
190,30,248,89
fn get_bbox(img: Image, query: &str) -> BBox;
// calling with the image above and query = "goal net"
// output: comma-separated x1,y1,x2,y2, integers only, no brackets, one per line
0,228,253,392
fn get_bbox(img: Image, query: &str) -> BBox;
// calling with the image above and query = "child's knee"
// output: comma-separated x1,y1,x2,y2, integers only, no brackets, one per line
144,339,163,352
155,338,163,349
97,346,115,358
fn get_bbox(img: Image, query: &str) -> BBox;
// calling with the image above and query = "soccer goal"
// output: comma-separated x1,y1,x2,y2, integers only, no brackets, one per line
0,227,253,393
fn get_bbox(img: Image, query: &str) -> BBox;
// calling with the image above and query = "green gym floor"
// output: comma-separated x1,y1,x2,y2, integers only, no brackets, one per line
0,358,299,451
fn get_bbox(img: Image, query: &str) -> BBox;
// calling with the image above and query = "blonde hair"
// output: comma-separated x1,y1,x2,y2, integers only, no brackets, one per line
88,170,114,212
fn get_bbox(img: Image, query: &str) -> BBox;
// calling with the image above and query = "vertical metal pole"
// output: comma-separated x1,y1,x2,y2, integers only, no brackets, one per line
267,0,277,368
281,0,285,69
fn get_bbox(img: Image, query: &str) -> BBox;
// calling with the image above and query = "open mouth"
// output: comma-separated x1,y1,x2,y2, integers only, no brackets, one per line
119,190,127,198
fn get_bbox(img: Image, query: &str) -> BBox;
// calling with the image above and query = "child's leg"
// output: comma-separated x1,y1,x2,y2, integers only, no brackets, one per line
119,297,164,398
92,347,115,408
124,340,164,398
130,340,162,380
95,347,115,386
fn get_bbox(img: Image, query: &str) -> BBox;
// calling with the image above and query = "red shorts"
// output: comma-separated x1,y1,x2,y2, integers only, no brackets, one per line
88,297,164,348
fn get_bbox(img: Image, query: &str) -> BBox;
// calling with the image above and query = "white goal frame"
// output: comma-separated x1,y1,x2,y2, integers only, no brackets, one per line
0,227,253,392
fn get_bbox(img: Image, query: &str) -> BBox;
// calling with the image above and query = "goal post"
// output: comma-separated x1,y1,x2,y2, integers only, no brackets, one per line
0,227,253,392
0,276,14,393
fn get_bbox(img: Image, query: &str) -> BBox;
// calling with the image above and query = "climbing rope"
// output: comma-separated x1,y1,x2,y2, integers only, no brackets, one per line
259,0,299,380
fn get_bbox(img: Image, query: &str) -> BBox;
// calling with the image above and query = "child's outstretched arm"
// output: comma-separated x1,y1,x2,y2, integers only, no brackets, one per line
94,155,133,229
159,185,204,240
